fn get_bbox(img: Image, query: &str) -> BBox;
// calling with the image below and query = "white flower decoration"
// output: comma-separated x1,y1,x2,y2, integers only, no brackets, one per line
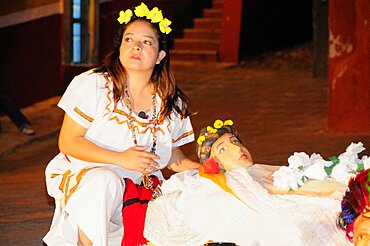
304,162,327,180
287,152,311,171
273,166,304,191
302,153,328,180
362,156,370,170
345,142,365,157
272,142,368,190
330,162,353,184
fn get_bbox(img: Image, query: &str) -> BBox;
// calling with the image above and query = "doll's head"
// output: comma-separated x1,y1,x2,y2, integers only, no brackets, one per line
196,119,253,171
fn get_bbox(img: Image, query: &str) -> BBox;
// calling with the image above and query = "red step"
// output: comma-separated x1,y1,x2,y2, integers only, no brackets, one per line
174,39,219,50
170,50,218,62
212,0,224,9
183,28,220,39
203,8,223,18
171,0,224,62
194,18,222,29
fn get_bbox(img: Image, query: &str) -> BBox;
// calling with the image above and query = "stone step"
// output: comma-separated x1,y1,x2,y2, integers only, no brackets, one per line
212,0,224,9
203,8,223,18
170,0,224,62
194,18,222,29
183,28,220,39
174,39,219,51
170,49,218,62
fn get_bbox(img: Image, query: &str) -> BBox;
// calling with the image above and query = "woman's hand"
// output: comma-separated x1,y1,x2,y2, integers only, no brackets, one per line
59,114,159,174
167,147,200,172
116,146,160,174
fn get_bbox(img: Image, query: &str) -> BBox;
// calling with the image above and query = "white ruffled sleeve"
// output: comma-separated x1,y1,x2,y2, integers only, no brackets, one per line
58,70,100,129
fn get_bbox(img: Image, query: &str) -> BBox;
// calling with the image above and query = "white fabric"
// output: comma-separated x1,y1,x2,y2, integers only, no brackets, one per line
44,168,124,245
44,70,194,245
144,166,351,246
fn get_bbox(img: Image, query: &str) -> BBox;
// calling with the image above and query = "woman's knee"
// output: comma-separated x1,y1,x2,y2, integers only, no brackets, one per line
84,168,123,194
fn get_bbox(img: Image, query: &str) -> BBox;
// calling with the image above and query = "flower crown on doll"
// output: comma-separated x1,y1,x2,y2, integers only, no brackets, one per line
117,2,172,34
338,168,370,242
196,119,240,164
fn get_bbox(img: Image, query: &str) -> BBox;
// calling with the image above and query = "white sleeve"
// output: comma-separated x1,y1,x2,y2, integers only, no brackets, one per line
171,114,195,147
57,71,100,129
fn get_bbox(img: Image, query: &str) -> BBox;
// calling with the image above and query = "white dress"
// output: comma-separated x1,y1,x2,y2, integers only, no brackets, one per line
43,70,194,245
144,166,351,246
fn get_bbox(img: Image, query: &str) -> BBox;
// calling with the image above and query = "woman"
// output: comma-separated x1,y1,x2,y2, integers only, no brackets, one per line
144,119,351,246
43,3,199,245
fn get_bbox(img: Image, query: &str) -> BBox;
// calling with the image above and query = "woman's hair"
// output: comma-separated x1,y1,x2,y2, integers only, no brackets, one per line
94,16,191,119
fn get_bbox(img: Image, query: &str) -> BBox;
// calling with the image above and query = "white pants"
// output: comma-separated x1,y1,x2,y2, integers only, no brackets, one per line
43,168,124,246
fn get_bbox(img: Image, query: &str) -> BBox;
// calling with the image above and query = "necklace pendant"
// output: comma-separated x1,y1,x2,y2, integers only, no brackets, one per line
151,186,162,200
142,174,154,190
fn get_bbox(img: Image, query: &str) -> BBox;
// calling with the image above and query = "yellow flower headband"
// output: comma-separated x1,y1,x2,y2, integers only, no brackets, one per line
117,2,172,34
197,119,234,146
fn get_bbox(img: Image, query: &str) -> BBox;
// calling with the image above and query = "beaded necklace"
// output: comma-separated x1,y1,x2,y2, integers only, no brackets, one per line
124,84,160,193
124,84,158,153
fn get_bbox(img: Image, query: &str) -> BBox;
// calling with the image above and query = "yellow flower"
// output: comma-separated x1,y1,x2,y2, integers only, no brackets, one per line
117,9,133,24
197,135,206,146
213,119,223,129
159,18,172,34
134,2,149,17
224,119,233,126
207,126,217,134
148,7,163,23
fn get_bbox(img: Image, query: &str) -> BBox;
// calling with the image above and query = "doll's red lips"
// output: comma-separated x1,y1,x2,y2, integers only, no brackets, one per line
239,154,248,160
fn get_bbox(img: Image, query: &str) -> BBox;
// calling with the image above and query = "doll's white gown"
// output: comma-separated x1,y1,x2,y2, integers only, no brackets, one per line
144,166,351,246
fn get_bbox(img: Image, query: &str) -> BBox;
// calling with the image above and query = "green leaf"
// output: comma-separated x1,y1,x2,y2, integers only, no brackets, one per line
302,176,308,182
329,156,340,165
324,156,340,176
356,163,364,173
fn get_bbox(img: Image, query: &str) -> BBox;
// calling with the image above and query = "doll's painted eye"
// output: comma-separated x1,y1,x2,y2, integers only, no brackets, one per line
232,139,240,145
219,147,226,154
230,136,240,145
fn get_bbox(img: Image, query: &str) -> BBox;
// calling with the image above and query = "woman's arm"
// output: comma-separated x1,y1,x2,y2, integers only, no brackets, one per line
166,147,200,172
58,114,159,173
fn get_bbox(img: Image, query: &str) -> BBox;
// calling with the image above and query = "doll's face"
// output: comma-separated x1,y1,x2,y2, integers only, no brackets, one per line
210,133,253,171
354,213,370,246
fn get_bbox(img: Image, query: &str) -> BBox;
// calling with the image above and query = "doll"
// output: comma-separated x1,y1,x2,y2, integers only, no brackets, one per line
144,119,351,246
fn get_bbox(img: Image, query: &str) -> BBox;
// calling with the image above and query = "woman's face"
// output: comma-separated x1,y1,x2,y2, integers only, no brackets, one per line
354,214,370,246
210,133,253,171
119,19,165,73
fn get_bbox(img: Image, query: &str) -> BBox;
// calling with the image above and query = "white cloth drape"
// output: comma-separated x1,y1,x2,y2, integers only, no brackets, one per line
144,166,351,246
